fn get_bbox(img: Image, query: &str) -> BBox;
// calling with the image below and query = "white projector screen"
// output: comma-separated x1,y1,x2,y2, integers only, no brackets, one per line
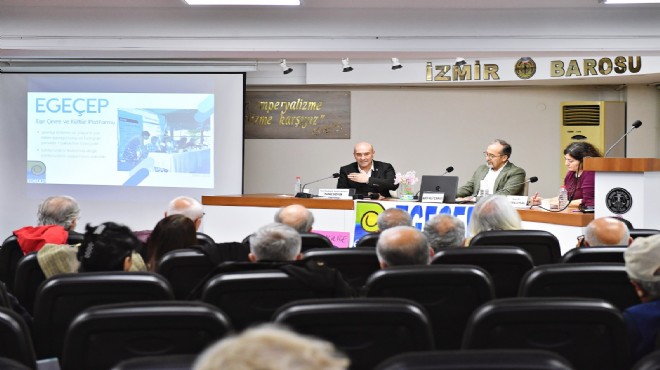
0,73,244,234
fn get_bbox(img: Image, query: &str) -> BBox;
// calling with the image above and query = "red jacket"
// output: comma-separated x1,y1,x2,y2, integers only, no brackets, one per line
13,225,69,254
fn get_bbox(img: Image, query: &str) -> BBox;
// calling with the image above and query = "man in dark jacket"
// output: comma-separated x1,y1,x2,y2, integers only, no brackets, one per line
337,142,398,199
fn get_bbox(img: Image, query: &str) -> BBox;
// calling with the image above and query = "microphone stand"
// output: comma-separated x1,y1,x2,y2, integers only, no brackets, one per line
295,174,340,198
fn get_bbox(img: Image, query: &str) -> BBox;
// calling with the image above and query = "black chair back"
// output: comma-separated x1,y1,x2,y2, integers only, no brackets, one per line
432,246,534,298
375,349,575,370
302,248,380,290
630,229,660,239
355,233,379,248
13,253,45,314
300,232,334,251
0,357,32,370
196,232,215,247
274,297,434,370
0,236,25,292
61,301,231,370
112,354,196,370
365,265,494,349
519,263,641,311
560,246,626,264
632,349,660,370
201,270,323,331
469,230,561,265
32,272,174,360
156,248,214,300
462,297,630,370
0,307,37,369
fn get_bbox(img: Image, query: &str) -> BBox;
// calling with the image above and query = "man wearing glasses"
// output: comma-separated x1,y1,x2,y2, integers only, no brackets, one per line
456,139,527,201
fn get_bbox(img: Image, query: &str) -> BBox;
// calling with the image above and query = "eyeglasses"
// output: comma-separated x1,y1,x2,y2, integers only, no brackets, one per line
577,235,585,247
483,152,502,159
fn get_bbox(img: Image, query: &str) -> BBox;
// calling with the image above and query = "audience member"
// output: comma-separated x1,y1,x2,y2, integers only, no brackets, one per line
145,214,198,271
377,208,412,231
77,222,146,272
623,234,660,362
13,195,80,254
580,217,632,247
423,214,466,251
189,223,354,298
134,195,204,243
193,324,349,370
274,204,314,233
337,141,398,199
469,194,522,237
456,139,527,200
376,226,433,268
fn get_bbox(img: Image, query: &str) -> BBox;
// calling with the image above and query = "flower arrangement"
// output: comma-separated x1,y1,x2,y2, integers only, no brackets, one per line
394,170,419,185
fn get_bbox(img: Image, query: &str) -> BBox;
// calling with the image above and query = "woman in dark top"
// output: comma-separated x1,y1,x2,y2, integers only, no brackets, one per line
563,141,602,208
145,214,197,271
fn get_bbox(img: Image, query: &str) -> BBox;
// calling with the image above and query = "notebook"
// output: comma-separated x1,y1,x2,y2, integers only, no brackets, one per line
419,175,459,203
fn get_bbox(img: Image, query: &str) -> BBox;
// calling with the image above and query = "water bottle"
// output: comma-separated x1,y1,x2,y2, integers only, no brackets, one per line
558,185,568,210
294,176,301,195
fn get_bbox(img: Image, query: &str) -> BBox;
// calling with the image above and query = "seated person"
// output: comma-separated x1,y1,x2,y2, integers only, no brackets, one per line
377,208,412,231
456,139,526,201
274,204,314,233
189,223,354,298
532,141,602,209
623,234,660,362
376,226,434,268
14,195,80,254
423,214,466,250
578,217,632,247
337,141,398,199
145,214,198,271
193,324,349,370
77,222,147,272
469,195,522,240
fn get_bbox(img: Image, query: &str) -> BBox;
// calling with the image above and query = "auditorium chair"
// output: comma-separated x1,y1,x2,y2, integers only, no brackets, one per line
432,245,534,298
0,357,31,370
156,248,214,299
32,272,174,360
365,265,494,349
374,349,575,370
273,297,434,370
201,270,324,331
112,354,197,370
560,246,626,264
630,229,660,239
60,301,231,370
519,263,640,311
355,233,379,248
0,307,37,369
195,231,215,247
302,247,380,290
462,297,630,370
469,230,561,265
13,252,45,314
300,232,334,251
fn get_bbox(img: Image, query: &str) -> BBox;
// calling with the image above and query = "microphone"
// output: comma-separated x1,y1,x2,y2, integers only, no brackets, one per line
604,120,642,157
295,173,340,198
494,176,538,195
440,166,454,176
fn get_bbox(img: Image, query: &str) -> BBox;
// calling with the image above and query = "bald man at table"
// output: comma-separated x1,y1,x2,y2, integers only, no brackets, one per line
337,142,398,199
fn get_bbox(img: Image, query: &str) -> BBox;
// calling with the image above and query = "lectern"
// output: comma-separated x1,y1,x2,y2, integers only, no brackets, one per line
584,157,660,229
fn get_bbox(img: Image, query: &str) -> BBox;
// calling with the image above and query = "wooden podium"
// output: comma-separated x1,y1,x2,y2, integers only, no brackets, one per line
584,158,660,229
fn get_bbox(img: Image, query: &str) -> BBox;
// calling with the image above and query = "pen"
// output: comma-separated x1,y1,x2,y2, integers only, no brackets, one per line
530,192,538,208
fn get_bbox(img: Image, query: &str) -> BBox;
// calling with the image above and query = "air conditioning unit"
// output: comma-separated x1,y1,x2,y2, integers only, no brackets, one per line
560,101,625,179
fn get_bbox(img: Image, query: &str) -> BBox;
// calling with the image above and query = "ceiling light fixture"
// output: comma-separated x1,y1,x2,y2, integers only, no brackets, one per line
280,59,293,74
454,58,467,67
341,58,354,72
183,0,300,5
391,58,403,70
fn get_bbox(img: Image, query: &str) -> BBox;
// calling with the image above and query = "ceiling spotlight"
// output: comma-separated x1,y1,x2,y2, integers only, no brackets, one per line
391,58,403,70
341,58,354,72
454,57,467,66
280,59,293,74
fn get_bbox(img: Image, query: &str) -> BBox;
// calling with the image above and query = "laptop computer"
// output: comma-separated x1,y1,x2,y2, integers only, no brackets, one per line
419,175,459,203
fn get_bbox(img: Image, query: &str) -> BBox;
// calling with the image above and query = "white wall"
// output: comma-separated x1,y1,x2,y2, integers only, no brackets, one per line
245,85,657,199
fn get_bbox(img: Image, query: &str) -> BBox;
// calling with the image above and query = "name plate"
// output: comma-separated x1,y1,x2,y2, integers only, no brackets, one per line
421,192,445,203
318,188,352,199
507,195,529,208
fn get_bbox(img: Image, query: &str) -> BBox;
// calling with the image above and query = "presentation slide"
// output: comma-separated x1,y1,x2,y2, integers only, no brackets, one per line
27,92,214,187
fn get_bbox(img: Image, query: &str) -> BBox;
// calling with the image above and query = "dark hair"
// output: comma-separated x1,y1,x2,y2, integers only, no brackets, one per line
145,214,197,271
563,141,602,162
78,222,141,272
493,139,512,158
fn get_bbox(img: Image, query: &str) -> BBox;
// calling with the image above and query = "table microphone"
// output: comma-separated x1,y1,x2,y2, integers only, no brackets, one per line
494,176,538,195
295,173,340,198
440,166,454,176
604,120,642,157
